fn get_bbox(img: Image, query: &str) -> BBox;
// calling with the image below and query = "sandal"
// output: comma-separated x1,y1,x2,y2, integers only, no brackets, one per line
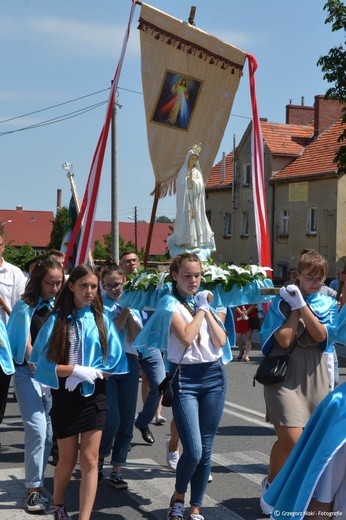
244,356,250,362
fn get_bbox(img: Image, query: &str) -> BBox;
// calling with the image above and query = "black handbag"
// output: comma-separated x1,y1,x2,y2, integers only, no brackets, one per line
253,330,303,386
249,316,260,330
158,347,188,407
158,375,175,407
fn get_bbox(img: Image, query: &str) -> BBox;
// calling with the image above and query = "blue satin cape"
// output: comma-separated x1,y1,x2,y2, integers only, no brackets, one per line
0,317,15,375
262,382,346,518
260,293,338,356
7,297,55,364
29,305,128,396
133,294,233,368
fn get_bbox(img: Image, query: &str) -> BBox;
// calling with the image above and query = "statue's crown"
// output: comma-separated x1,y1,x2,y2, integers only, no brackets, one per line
192,143,202,155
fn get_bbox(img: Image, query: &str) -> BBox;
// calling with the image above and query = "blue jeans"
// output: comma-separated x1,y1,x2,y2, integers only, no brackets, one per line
14,363,53,488
136,347,166,428
171,359,226,506
99,354,139,466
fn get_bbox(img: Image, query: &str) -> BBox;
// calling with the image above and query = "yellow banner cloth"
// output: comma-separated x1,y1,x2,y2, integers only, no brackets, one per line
139,3,247,197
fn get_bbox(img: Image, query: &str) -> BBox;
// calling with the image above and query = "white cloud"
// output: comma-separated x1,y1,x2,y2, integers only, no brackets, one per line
1,14,140,59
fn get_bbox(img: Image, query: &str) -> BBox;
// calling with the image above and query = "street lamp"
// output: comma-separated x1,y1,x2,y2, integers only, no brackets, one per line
0,219,12,233
127,206,138,253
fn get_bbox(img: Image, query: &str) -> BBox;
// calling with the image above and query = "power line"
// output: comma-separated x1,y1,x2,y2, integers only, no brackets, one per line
0,101,107,136
0,85,251,137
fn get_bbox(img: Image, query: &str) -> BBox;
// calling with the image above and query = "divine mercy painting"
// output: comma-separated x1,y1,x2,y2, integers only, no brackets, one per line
151,71,202,131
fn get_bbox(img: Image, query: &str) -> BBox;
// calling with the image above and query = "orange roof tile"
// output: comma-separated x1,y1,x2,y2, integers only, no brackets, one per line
261,121,313,156
0,208,54,248
1,207,171,256
206,151,234,189
272,118,343,181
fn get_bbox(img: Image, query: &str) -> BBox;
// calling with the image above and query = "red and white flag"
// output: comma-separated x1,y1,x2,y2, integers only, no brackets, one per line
247,54,272,275
64,0,138,268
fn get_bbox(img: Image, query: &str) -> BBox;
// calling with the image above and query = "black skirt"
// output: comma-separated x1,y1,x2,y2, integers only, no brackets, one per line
50,377,107,439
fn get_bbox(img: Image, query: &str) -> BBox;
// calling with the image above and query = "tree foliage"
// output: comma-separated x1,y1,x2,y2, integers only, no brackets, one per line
317,0,346,175
49,206,68,249
3,243,36,271
155,215,174,223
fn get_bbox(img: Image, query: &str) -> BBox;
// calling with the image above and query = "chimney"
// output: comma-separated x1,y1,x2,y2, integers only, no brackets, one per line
314,94,344,137
56,189,62,213
16,204,23,211
286,98,314,125
221,152,226,182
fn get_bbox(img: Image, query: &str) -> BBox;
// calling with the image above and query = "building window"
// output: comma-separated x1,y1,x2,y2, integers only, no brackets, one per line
206,210,211,226
243,164,251,186
280,209,289,236
241,212,249,236
224,213,231,237
277,263,289,278
308,208,317,234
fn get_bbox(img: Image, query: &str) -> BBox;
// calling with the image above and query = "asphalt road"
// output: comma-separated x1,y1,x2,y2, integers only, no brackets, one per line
1,344,346,520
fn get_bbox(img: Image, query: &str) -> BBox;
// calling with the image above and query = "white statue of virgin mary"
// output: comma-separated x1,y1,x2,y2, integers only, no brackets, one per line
167,144,216,260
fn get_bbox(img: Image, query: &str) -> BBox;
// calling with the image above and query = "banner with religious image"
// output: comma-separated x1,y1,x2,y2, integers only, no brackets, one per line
138,3,247,197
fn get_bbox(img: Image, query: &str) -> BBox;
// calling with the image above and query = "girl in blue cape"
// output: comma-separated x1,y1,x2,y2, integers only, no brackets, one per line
0,315,14,375
7,259,64,514
29,264,128,520
134,252,232,520
259,249,338,510
261,301,346,516
98,263,142,490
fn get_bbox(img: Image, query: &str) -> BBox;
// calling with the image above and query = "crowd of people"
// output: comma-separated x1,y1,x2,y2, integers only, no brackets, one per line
1,230,346,519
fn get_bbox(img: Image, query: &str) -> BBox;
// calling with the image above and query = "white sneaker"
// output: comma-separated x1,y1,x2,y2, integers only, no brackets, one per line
166,439,180,471
155,415,167,425
208,474,213,483
260,476,273,515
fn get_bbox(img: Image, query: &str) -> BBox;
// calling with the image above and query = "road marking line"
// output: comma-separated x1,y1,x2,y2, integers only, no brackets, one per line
212,451,269,485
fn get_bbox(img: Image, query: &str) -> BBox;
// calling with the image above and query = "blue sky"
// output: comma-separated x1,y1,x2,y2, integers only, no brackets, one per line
0,0,341,224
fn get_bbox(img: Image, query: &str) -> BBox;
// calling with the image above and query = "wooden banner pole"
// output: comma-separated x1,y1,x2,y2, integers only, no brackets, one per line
143,184,160,270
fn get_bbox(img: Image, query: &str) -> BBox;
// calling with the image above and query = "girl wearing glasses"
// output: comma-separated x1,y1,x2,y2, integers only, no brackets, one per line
97,264,142,489
259,249,338,514
29,264,128,520
7,259,64,514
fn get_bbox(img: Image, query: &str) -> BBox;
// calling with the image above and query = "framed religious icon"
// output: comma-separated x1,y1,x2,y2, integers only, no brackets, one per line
151,71,202,131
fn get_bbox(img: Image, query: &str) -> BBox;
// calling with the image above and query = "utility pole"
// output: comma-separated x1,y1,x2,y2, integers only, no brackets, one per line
134,206,138,254
111,85,121,264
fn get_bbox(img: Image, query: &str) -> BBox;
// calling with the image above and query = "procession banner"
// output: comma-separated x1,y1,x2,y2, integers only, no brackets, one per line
139,3,247,197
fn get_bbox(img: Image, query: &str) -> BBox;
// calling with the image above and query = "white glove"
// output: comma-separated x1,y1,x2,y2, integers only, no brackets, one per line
195,290,213,312
65,375,82,392
280,284,306,310
72,365,103,384
40,383,51,397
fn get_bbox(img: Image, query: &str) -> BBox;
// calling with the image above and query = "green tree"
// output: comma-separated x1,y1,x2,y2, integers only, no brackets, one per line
317,0,346,174
48,207,68,249
91,233,144,262
4,243,35,270
155,215,174,223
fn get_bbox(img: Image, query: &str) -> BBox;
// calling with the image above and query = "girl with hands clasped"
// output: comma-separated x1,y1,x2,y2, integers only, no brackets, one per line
29,264,128,520
134,253,232,520
259,249,338,514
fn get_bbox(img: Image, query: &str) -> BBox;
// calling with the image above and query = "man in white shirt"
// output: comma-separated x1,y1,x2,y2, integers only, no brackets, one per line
0,231,26,441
